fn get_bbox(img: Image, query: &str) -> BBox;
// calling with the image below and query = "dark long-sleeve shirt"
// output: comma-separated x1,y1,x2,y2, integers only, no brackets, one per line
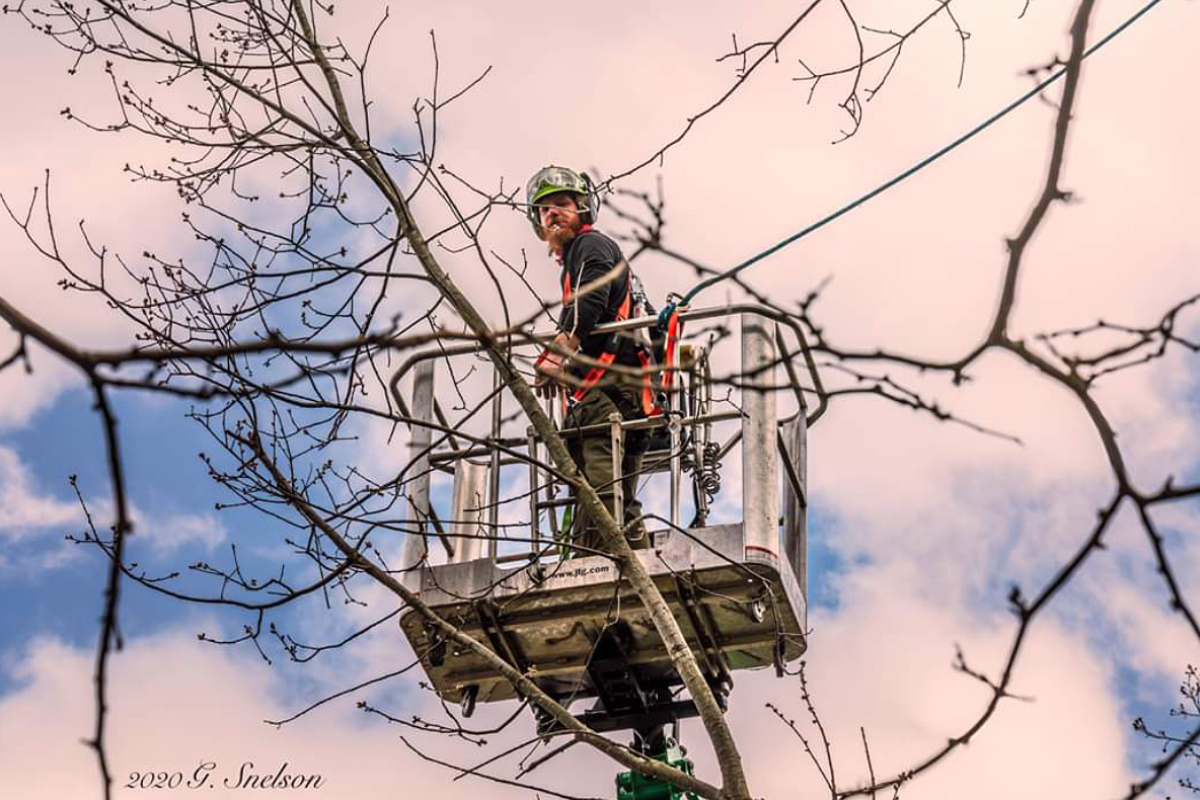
557,230,642,372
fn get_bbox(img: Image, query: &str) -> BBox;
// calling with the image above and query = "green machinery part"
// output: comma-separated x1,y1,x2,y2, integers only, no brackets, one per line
616,744,699,800
557,505,574,560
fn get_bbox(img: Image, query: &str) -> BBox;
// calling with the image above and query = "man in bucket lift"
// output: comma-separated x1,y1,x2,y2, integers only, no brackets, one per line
526,165,655,556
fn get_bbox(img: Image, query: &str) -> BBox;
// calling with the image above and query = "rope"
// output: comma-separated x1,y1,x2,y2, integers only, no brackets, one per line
657,0,1166,328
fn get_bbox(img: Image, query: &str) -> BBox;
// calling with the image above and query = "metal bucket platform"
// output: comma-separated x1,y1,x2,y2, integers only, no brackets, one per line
399,522,807,706
394,310,814,721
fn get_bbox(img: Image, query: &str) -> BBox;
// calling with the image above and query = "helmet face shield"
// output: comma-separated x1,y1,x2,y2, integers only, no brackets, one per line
524,165,597,231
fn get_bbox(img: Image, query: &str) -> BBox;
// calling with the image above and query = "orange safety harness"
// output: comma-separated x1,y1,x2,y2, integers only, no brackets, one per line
536,230,682,417
660,307,683,394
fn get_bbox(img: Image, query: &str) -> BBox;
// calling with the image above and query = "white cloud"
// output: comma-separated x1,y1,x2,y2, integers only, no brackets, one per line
0,600,1148,800
0,344,83,431
129,508,227,554
0,631,467,800
0,444,79,537
0,442,225,563
689,559,1138,800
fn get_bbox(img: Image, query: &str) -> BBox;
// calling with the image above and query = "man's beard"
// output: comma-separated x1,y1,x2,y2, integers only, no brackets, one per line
544,218,581,253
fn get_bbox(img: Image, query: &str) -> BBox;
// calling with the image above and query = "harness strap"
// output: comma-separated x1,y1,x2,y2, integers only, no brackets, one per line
571,285,631,402
636,348,662,416
541,231,665,416
661,308,683,393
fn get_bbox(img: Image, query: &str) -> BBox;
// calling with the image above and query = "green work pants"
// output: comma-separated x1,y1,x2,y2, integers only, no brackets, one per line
562,386,649,557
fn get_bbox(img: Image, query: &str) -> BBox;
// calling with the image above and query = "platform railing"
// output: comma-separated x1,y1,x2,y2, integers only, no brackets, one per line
393,306,818,584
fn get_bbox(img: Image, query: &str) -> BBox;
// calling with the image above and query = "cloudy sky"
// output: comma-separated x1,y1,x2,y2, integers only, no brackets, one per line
1,1,1198,798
